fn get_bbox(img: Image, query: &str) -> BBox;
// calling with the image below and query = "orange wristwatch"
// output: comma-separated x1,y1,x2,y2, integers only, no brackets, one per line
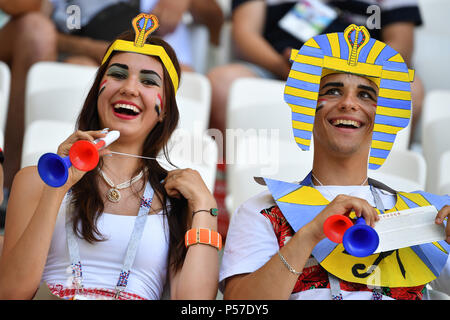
185,228,222,251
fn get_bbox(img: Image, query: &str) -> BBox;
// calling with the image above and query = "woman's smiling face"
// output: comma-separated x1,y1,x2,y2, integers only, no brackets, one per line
97,52,165,144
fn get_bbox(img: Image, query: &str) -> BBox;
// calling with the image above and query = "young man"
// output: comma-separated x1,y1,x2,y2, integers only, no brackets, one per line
207,0,424,139
219,25,450,300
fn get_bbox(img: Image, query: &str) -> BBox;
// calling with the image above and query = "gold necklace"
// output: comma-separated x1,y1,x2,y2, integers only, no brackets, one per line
99,169,144,203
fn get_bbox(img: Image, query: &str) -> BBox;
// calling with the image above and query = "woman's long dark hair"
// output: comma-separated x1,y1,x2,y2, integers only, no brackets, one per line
70,31,188,271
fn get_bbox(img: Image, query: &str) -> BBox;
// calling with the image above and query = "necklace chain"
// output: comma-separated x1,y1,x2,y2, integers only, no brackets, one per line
99,169,144,189
99,169,145,203
311,172,369,201
311,172,368,187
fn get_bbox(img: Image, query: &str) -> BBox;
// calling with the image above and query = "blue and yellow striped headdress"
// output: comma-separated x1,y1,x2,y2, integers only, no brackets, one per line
285,24,415,170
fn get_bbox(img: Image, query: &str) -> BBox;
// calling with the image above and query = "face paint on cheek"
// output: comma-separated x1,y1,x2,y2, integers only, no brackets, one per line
316,98,327,112
99,80,107,96
155,93,163,116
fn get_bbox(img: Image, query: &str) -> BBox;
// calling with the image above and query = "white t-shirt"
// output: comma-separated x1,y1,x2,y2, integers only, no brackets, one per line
41,193,170,300
219,183,450,300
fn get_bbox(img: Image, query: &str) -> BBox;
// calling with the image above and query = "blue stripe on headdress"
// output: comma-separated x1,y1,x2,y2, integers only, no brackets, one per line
291,62,323,76
293,128,313,140
296,142,311,150
358,38,376,63
381,62,410,73
285,78,320,92
314,35,332,57
338,32,349,60
291,112,315,124
284,94,317,108
375,45,397,65
380,79,411,91
377,97,412,110
371,131,397,143
300,45,325,59
374,114,410,127
370,148,391,159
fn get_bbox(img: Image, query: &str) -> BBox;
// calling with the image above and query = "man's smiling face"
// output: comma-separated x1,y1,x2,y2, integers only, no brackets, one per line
313,72,379,157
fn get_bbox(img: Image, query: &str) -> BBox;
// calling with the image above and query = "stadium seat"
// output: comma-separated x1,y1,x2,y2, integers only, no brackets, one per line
437,150,450,196
422,117,450,193
414,0,450,91
176,71,212,133
25,62,97,127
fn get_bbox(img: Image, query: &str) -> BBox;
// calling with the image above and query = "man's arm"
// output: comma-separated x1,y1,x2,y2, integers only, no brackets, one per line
57,33,108,64
189,0,224,46
232,1,291,80
382,22,415,66
224,223,319,299
223,195,379,299
151,0,191,36
0,0,42,16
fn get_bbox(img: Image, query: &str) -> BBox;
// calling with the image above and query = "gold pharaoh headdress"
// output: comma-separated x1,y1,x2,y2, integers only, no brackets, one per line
101,13,179,93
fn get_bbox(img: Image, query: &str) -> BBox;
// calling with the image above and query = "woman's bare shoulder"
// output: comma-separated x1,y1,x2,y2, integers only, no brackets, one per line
9,166,46,208
13,166,44,189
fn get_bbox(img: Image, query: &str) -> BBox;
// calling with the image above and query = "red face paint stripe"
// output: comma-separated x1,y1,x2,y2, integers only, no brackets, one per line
157,93,163,111
99,80,107,96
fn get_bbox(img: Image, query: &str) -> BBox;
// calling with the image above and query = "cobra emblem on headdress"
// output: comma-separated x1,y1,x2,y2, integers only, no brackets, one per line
132,13,159,47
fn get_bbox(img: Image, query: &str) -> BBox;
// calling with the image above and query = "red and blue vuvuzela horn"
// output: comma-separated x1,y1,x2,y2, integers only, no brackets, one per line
69,130,120,171
37,153,72,188
38,130,120,187
324,215,379,257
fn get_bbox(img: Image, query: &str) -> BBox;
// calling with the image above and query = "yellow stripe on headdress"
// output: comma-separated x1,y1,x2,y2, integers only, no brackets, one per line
388,53,405,63
382,70,410,82
295,137,312,146
376,106,411,118
285,86,318,101
373,123,404,135
366,41,385,64
369,156,385,166
289,104,316,116
327,33,340,58
289,70,321,84
292,121,314,131
371,140,394,151
294,54,323,67
379,88,411,101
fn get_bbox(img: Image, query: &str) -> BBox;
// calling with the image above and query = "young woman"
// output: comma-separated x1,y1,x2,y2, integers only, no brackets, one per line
0,14,220,300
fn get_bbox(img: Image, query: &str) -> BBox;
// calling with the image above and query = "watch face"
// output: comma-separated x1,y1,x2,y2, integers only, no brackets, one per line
210,208,218,216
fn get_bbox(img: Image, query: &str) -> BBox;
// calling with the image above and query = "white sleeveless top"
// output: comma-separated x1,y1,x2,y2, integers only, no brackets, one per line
41,194,170,300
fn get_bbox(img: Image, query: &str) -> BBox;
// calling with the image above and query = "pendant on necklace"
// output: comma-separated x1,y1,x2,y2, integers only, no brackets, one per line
107,188,121,203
